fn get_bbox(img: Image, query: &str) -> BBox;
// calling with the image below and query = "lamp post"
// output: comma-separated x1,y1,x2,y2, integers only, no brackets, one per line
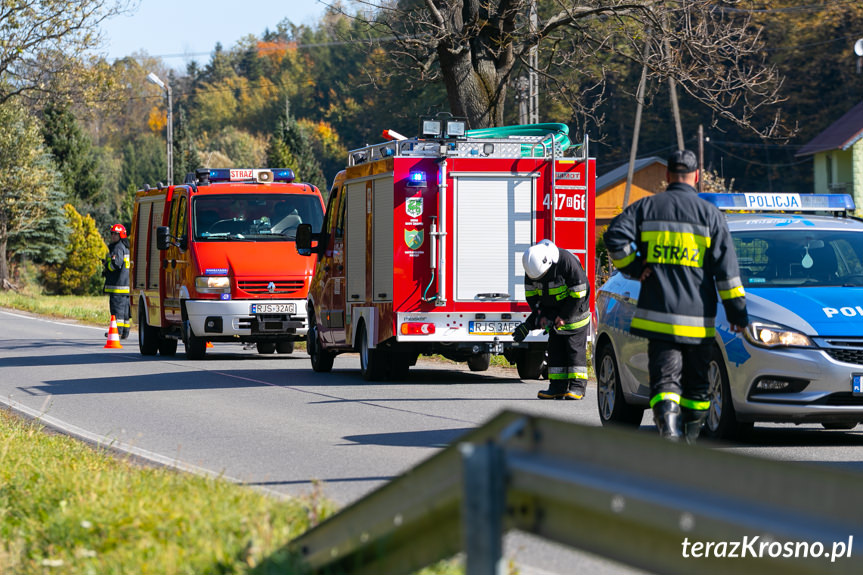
146,72,173,186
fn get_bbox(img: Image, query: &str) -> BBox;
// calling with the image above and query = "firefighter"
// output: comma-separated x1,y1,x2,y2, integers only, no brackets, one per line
513,239,591,400
104,224,131,339
603,150,749,443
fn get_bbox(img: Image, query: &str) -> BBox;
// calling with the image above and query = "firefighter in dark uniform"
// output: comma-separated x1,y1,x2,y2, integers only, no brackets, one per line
604,150,749,443
104,224,131,339
513,239,591,400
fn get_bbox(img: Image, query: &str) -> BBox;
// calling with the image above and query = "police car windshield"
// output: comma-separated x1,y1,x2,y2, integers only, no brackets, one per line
733,229,863,288
193,194,323,241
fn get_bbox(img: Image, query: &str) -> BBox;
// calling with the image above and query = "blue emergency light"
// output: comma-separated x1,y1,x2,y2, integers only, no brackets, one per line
699,192,855,213
407,170,427,187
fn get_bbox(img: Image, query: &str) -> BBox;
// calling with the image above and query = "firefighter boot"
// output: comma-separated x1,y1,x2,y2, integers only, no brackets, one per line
564,379,586,400
682,407,709,445
537,380,568,399
652,400,682,441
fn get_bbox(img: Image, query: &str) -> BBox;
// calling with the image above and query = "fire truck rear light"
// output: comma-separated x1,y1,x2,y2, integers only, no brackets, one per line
407,171,427,187
401,322,435,335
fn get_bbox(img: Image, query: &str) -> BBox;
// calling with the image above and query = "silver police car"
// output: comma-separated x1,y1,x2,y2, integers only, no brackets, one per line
595,193,863,439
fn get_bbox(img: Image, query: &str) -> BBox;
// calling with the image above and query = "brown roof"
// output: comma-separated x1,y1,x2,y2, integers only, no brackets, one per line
796,101,863,157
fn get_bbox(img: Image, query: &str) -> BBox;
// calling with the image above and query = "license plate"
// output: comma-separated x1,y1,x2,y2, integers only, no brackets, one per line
469,321,520,335
853,374,863,396
250,303,296,314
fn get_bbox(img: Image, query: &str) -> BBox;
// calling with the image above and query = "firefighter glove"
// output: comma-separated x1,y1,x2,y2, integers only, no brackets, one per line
512,322,530,343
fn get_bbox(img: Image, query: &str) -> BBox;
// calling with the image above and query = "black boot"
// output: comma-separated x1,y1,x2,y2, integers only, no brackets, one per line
652,400,682,441
682,408,709,445
538,380,568,399
564,379,586,400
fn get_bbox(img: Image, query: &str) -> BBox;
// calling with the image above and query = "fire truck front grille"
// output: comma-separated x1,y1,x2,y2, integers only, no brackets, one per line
238,280,305,295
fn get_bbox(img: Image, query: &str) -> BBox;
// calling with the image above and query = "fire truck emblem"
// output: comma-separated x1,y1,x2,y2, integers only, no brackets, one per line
406,196,423,218
267,281,276,293
404,228,424,250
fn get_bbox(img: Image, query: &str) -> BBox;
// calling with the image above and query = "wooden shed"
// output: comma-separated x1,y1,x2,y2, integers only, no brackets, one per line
595,156,667,239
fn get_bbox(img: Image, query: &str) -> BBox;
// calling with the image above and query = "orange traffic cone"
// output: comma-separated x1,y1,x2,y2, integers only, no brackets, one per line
206,341,214,348
104,315,123,349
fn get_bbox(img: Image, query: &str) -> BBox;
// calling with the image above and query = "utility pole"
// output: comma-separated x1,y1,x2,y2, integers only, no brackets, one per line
146,72,173,186
698,125,704,193
623,35,651,209
527,1,539,124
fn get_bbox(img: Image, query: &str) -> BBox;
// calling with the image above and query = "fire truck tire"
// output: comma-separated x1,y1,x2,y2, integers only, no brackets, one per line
158,338,178,357
467,353,491,372
390,353,412,380
516,348,547,380
308,314,334,372
256,342,277,354
138,305,159,356
185,332,207,360
276,341,295,354
358,323,387,381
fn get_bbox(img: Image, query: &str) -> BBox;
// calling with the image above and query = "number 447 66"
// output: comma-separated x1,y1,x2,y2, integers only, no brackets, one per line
543,193,585,211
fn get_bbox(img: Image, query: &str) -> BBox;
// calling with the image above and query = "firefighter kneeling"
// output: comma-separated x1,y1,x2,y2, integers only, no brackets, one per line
513,240,591,400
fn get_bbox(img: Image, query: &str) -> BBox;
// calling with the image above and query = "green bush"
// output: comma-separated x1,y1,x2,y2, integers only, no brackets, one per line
41,204,107,295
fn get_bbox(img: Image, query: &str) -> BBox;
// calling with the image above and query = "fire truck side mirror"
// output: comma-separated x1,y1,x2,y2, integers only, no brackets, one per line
156,226,170,251
295,223,314,256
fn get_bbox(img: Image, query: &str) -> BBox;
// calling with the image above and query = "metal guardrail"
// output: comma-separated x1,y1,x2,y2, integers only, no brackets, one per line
285,410,863,575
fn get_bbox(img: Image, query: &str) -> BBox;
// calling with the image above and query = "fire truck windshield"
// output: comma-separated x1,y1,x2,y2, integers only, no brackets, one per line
193,194,323,241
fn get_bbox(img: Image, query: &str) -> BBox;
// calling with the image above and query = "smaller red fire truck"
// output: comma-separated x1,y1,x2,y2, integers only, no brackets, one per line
296,120,595,380
130,168,325,359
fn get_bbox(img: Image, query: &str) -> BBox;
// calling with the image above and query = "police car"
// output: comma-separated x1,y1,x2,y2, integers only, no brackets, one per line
595,192,863,439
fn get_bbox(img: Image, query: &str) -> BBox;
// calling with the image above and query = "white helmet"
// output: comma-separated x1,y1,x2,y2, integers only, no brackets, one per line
523,239,559,279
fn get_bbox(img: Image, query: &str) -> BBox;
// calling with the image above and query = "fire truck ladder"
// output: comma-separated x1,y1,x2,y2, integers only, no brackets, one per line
550,134,590,264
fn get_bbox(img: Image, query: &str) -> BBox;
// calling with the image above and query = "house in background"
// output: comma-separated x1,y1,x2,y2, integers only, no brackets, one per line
795,101,863,209
594,156,667,239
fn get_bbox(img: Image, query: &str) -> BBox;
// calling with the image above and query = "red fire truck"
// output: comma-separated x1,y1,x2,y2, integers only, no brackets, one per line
295,121,595,380
130,168,324,359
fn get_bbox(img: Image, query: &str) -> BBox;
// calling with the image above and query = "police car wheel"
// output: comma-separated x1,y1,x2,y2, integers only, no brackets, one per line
595,343,644,427
703,347,752,440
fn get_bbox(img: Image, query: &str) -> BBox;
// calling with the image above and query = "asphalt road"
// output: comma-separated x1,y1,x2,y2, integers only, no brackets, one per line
3,307,863,574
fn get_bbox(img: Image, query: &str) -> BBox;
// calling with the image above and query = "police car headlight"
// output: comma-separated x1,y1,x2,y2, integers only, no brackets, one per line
744,321,814,348
195,276,230,294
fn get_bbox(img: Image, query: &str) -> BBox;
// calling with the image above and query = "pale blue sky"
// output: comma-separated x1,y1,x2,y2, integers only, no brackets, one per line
99,0,330,68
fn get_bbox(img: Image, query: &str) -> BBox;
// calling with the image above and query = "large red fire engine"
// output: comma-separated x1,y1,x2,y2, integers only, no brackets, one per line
130,168,324,359
295,121,595,380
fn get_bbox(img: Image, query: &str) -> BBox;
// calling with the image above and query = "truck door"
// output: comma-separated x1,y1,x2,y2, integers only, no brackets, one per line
164,191,188,324
320,186,347,344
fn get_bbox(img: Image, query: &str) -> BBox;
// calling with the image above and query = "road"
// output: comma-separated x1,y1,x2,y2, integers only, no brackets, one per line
3,307,863,574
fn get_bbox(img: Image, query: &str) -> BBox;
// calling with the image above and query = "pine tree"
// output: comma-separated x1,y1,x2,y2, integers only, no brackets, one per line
266,101,326,190
40,102,103,206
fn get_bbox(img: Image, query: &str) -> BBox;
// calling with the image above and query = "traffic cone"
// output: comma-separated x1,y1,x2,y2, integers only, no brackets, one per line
206,341,214,348
104,315,123,349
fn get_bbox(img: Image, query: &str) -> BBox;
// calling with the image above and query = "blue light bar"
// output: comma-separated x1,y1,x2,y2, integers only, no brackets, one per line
206,168,295,183
699,192,855,213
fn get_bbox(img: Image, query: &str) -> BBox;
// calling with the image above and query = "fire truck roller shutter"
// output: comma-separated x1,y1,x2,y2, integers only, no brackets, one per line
372,176,394,301
346,182,367,303
454,175,534,301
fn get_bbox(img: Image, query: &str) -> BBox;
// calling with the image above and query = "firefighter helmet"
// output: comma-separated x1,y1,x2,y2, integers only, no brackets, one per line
523,239,559,280
110,224,127,239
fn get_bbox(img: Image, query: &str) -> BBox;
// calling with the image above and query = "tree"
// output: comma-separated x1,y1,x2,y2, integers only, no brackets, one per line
40,102,103,205
0,0,132,104
355,0,788,136
41,204,107,295
267,105,326,191
0,100,59,287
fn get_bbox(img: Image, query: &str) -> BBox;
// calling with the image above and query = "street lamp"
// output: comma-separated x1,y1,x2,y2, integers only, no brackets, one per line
146,72,173,186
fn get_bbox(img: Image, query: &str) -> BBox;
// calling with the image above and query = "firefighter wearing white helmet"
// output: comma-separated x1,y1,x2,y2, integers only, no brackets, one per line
513,239,591,399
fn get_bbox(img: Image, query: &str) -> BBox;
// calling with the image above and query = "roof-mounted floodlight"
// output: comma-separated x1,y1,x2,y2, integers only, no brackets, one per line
445,120,466,138
421,119,442,138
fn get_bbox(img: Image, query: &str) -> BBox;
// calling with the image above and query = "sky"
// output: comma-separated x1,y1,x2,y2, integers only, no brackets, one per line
98,0,330,69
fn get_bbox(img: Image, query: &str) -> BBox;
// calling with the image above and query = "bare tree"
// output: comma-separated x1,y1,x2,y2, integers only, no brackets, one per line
337,0,787,137
0,0,133,105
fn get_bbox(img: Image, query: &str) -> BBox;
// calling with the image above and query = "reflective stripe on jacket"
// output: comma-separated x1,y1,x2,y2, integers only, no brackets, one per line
524,248,590,331
603,182,748,344
104,240,130,295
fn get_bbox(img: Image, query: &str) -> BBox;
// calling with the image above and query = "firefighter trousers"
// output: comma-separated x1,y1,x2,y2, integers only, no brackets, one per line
546,326,589,394
109,293,130,338
647,339,712,407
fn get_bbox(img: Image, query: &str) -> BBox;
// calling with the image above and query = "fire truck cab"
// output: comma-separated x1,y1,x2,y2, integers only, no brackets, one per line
130,168,325,359
296,121,595,380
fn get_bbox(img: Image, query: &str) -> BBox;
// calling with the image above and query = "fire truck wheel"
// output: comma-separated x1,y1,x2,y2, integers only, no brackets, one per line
516,348,547,380
390,353,412,380
358,323,387,381
185,332,207,360
308,315,335,372
138,305,159,356
256,342,277,354
158,338,178,356
276,341,295,354
467,353,491,372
